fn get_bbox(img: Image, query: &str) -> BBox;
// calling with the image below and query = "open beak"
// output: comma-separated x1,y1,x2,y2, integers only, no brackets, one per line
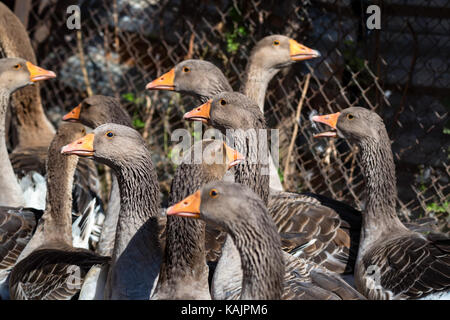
167,190,201,218
312,112,340,138
61,133,95,157
62,104,81,122
183,100,211,123
26,61,56,82
224,143,245,169
289,39,321,61
146,68,175,90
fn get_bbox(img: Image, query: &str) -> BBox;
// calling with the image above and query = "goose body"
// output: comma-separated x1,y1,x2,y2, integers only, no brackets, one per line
313,107,450,299
9,123,109,300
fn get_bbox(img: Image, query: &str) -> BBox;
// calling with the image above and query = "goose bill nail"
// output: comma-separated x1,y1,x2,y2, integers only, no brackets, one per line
183,100,211,123
289,40,320,61
146,68,175,90
224,143,245,169
62,104,81,121
61,133,95,156
167,190,201,218
312,112,340,129
26,61,56,82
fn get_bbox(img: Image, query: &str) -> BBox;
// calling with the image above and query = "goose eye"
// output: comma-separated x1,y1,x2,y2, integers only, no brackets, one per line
183,66,190,73
273,40,280,46
13,64,21,70
106,131,114,138
209,189,219,198
219,99,227,106
347,114,354,120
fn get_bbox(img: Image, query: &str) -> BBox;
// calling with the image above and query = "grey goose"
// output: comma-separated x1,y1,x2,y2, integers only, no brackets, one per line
312,107,450,299
9,123,109,300
168,181,365,300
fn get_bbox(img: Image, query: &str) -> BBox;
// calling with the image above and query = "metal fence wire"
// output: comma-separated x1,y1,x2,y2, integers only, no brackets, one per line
8,0,450,231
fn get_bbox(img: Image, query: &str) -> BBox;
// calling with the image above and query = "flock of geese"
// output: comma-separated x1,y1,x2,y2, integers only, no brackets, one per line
0,32,449,300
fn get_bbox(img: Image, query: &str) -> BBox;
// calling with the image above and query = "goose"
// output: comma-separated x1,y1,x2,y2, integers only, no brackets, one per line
312,107,450,299
62,95,132,299
0,56,99,250
0,57,55,207
153,139,244,299
0,2,55,151
147,35,319,192
62,123,162,300
145,40,361,275
183,92,362,299
0,57,52,298
0,5,101,230
168,181,365,300
9,123,110,300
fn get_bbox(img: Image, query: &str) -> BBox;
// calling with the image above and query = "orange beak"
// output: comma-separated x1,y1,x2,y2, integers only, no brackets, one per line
289,39,321,61
167,190,201,218
223,143,245,169
312,112,341,138
146,68,175,90
62,104,81,122
61,133,95,156
183,100,211,123
26,61,56,82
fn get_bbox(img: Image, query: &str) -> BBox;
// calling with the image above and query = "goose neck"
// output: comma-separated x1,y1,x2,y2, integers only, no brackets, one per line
0,89,10,138
116,156,160,225
43,151,78,245
357,135,406,253
0,89,25,207
242,63,278,114
154,166,213,298
12,86,55,149
229,129,270,205
227,200,284,299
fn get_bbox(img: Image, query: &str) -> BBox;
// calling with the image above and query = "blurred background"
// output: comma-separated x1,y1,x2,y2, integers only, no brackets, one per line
1,0,449,232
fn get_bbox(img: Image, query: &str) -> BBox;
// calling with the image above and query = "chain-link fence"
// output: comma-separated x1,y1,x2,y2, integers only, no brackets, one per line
5,0,449,231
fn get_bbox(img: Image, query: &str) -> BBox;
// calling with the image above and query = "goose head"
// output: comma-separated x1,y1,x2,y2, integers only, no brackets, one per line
248,35,320,70
179,139,245,177
167,181,264,229
146,59,231,99
183,92,264,132
61,123,148,169
312,107,386,144
62,95,131,128
0,57,56,94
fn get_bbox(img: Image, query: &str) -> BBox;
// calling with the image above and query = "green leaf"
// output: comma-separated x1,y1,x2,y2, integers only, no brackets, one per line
122,92,136,103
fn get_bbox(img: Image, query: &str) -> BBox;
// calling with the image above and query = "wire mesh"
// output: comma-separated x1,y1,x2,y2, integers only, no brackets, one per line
7,0,449,231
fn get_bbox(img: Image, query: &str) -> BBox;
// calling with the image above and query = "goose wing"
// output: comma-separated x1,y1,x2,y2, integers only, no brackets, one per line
361,232,450,299
0,207,41,272
9,247,110,300
212,237,364,300
269,192,357,274
281,251,364,300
